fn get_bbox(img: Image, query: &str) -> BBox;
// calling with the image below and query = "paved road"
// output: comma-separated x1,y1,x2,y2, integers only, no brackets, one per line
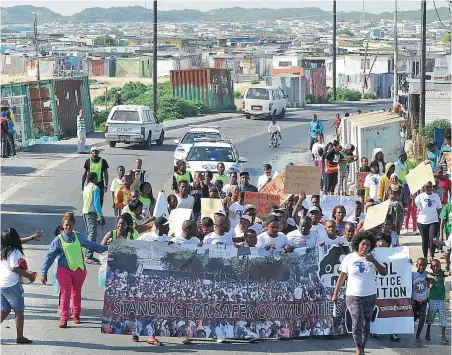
1,103,450,354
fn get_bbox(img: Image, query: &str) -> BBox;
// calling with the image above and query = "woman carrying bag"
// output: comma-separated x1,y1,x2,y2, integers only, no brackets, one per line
41,212,107,328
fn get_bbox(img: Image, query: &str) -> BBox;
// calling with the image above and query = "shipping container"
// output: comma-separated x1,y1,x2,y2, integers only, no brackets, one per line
0,75,93,142
1,55,27,75
171,68,234,111
266,75,306,107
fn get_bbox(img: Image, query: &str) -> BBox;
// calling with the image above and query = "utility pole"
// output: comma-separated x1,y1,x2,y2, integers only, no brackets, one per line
420,0,427,127
152,0,158,114
34,13,40,81
333,0,337,101
362,38,369,98
393,0,398,106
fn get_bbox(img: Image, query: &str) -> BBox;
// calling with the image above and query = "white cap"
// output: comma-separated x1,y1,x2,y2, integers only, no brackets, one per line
91,146,100,152
214,209,227,217
240,215,252,224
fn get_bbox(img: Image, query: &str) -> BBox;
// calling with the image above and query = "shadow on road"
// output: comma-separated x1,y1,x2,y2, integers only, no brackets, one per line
0,166,37,176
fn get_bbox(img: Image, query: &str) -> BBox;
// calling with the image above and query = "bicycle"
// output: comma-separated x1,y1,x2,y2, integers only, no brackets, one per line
269,132,281,148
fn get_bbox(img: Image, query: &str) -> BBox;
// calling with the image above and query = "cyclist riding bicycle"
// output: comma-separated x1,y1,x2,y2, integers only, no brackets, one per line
268,119,282,147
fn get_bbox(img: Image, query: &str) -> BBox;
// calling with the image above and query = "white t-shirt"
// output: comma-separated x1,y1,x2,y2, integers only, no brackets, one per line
311,224,328,240
286,230,319,248
229,202,245,228
319,235,347,246
339,252,377,296
170,236,200,245
203,232,233,245
257,174,273,191
138,232,170,242
0,249,22,288
110,177,124,192
312,142,326,159
256,232,290,249
176,195,195,209
364,173,382,201
415,192,442,224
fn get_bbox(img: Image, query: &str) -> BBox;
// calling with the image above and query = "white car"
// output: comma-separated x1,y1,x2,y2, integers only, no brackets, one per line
185,139,247,176
105,105,164,148
242,86,287,120
173,126,226,168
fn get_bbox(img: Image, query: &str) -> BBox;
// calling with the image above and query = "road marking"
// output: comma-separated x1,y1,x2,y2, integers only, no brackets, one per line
0,154,77,203
0,210,59,216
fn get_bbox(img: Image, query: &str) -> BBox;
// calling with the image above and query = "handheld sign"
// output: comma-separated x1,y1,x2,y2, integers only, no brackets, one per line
169,208,192,236
283,165,321,195
355,172,370,190
201,198,223,220
244,192,280,219
260,169,292,205
405,161,435,194
362,199,391,231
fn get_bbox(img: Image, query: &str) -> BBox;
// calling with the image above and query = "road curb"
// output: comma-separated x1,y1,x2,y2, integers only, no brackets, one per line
306,99,392,110
86,114,242,150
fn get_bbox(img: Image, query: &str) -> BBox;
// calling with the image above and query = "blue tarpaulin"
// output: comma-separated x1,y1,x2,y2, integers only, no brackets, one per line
434,127,445,148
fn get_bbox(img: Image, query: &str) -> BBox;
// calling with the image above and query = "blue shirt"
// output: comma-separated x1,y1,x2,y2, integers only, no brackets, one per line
427,150,441,172
309,120,324,138
41,231,107,277
7,121,14,134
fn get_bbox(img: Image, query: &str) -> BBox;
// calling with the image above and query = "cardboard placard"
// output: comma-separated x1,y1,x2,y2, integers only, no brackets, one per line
168,208,192,236
244,192,280,219
356,172,370,190
443,152,452,175
362,199,391,231
201,198,224,220
283,165,321,195
405,161,435,194
260,169,292,205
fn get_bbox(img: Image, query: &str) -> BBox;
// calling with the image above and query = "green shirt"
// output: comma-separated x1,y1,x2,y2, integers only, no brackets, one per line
439,203,452,237
428,270,446,300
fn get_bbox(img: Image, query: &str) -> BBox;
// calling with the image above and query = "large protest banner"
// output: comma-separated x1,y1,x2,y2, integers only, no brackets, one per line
102,241,413,338
283,166,321,195
244,192,280,219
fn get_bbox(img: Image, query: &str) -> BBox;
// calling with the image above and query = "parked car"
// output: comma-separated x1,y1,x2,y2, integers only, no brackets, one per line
105,105,164,148
173,126,226,168
185,139,247,176
242,86,287,120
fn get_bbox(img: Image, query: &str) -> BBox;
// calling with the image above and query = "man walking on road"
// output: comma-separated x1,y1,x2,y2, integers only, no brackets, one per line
77,109,86,154
82,147,109,207
82,172,105,264
308,114,323,156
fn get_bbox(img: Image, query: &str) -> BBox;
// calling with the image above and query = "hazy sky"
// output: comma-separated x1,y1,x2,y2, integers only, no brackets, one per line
2,0,442,16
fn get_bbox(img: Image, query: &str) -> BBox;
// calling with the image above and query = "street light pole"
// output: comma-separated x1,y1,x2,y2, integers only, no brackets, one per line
393,0,398,106
419,0,427,127
153,0,158,114
333,0,337,101
34,13,40,81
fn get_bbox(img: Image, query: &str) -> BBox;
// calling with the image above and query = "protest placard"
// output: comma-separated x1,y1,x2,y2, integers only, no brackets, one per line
102,242,413,338
405,161,435,194
201,198,224,220
244,192,280,219
168,208,192,236
362,199,390,230
260,169,292,205
283,165,321,195
355,172,370,190
320,195,358,220
443,152,452,175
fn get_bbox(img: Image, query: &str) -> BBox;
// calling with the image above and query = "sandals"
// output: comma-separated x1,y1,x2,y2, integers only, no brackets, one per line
442,338,449,344
391,334,401,342
147,336,163,346
16,337,32,344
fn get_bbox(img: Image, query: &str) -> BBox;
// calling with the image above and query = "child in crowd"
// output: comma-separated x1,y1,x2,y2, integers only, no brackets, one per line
332,205,347,235
357,157,370,205
318,220,347,247
197,217,214,241
167,194,178,215
307,206,327,240
287,216,319,248
403,182,417,235
439,201,452,271
426,143,441,173
235,229,257,248
256,216,293,252
0,228,36,344
346,200,365,228
343,222,356,243
169,220,200,245
202,218,233,246
426,259,451,343
412,257,428,343
364,162,382,202
381,214,399,247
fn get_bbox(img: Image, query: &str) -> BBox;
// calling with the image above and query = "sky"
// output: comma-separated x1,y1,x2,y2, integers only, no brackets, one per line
2,0,442,16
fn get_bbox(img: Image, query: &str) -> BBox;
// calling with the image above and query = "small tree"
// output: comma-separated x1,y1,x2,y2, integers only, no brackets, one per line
94,35,115,46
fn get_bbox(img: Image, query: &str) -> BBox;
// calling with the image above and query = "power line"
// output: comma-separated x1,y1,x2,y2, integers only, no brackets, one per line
433,0,450,29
